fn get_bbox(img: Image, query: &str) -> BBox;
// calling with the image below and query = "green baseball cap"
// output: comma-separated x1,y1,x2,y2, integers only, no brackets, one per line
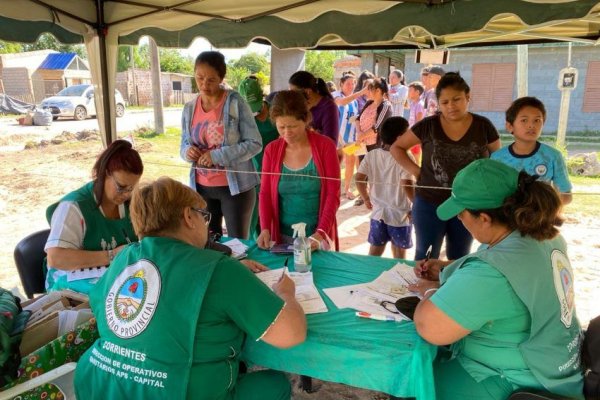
238,77,263,113
436,159,520,221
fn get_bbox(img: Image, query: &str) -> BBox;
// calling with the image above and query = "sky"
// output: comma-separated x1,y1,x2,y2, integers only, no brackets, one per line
179,37,270,62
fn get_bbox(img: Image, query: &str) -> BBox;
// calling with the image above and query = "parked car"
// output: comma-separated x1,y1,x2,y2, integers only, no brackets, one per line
40,84,126,121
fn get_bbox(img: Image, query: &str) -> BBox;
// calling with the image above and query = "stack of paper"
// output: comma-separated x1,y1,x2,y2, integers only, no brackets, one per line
323,262,420,321
224,238,249,259
256,269,328,315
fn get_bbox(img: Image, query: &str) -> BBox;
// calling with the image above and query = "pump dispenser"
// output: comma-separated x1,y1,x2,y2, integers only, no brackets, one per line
292,222,312,273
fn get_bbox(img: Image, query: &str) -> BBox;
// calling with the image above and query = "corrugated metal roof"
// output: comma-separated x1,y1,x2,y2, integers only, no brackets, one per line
38,53,76,70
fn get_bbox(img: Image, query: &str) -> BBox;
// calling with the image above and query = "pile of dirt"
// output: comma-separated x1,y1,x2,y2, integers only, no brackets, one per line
24,129,100,149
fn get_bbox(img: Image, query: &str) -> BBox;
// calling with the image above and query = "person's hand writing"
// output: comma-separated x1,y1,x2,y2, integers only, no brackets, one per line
414,258,449,281
272,274,295,297
408,279,440,297
186,146,202,162
240,259,269,273
257,229,272,249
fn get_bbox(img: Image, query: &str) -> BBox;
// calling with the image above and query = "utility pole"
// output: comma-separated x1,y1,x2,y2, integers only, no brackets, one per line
149,37,164,134
516,45,528,97
556,43,576,148
130,45,138,106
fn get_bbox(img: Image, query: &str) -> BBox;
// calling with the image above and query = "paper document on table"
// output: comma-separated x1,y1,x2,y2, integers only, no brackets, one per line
256,270,328,314
223,239,249,259
390,262,419,286
323,263,419,320
322,284,363,309
67,266,107,282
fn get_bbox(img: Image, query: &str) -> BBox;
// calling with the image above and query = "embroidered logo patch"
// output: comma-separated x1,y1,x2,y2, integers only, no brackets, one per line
535,164,548,176
106,260,161,338
551,249,575,328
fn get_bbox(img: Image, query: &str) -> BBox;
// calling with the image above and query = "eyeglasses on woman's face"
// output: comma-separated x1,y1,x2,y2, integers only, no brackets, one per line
191,207,212,225
110,174,135,194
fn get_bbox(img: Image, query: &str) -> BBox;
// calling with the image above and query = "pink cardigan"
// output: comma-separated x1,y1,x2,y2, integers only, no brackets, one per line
259,131,341,250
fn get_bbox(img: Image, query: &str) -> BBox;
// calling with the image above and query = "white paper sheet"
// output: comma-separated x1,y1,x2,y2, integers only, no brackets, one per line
256,270,328,314
224,238,249,259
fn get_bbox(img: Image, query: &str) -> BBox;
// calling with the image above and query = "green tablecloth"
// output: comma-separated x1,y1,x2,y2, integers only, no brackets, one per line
240,243,437,400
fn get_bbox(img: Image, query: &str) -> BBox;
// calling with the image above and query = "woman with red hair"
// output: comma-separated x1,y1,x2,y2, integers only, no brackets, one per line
45,139,144,294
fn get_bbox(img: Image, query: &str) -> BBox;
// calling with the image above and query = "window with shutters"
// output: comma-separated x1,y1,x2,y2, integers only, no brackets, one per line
583,61,600,112
470,63,516,112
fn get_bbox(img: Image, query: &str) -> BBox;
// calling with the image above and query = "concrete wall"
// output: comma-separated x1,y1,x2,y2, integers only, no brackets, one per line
402,44,600,134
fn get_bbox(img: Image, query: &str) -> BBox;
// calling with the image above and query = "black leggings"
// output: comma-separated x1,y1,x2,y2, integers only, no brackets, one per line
196,185,256,240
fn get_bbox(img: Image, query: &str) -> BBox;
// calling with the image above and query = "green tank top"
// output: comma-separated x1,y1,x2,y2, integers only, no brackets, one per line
278,158,321,237
75,236,224,399
45,182,137,294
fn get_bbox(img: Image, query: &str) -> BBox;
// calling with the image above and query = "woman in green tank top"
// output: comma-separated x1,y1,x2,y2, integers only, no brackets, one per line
256,90,341,251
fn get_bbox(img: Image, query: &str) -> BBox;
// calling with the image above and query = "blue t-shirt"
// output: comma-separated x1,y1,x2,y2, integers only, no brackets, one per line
491,141,572,193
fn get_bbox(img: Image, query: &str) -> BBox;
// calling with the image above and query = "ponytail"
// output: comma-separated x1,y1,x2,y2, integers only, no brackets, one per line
468,171,564,241
315,77,333,99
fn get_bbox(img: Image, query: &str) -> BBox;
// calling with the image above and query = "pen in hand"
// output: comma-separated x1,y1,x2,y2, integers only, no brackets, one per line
279,258,289,281
424,245,432,262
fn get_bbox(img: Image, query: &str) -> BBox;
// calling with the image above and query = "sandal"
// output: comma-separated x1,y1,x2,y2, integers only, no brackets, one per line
354,198,364,206
345,191,356,200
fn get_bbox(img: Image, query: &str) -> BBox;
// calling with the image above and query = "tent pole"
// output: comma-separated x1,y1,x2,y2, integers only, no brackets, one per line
96,0,113,147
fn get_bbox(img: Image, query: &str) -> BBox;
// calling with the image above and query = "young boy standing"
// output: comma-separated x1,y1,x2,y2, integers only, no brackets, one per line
492,96,572,204
356,117,415,258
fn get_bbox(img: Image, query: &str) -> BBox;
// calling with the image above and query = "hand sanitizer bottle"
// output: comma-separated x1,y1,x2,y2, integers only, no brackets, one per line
292,222,312,273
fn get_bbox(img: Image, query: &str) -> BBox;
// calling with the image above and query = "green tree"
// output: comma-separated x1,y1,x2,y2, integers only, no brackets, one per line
0,41,22,54
159,48,193,75
231,52,269,75
22,33,87,59
117,45,149,72
304,50,346,82
225,66,251,90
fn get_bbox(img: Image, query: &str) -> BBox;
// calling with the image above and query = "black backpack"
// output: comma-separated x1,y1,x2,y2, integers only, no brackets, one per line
583,315,600,399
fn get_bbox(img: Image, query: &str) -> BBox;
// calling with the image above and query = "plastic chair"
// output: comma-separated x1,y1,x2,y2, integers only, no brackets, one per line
13,229,50,299
0,362,76,400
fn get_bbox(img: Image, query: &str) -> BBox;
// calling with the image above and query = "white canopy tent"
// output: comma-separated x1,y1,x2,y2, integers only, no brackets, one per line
1,0,600,145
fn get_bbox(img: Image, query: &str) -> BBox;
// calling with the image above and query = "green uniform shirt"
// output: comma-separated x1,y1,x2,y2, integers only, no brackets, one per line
45,181,137,294
432,258,538,388
278,159,321,237
75,236,284,400
433,232,583,398
252,115,279,172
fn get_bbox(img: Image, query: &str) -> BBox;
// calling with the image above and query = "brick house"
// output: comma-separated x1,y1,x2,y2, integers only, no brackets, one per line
115,69,193,107
0,50,91,104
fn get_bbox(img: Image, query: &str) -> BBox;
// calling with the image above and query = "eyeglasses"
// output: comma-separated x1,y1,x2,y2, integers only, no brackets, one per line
191,207,212,225
110,175,135,194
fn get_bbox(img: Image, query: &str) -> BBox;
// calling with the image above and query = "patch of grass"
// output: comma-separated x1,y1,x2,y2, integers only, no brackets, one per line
565,175,600,218
126,126,189,182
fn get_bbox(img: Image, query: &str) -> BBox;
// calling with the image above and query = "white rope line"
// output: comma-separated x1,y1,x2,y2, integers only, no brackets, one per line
7,163,600,196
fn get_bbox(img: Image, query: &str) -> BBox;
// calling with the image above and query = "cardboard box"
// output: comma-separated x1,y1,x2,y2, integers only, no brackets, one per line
19,290,90,355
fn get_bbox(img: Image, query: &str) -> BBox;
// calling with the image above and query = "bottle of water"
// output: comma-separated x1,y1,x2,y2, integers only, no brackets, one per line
292,222,312,273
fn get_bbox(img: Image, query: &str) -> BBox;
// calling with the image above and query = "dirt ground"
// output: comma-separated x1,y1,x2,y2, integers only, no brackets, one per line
1,132,599,400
